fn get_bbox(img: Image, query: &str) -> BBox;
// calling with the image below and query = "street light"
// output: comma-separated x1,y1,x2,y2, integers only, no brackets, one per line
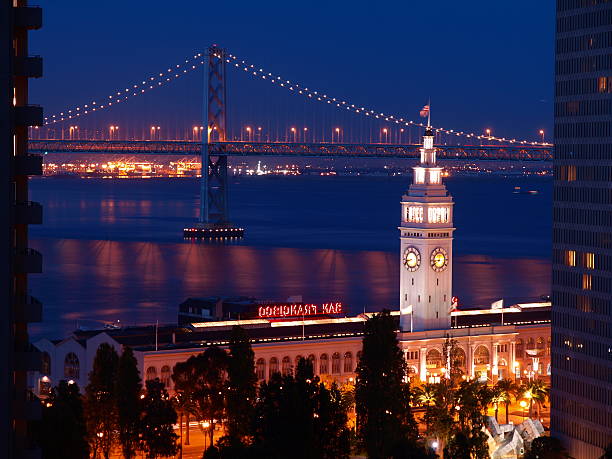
334,127,340,143
519,400,528,421
539,129,545,143
290,126,296,142
485,128,491,140
382,128,388,143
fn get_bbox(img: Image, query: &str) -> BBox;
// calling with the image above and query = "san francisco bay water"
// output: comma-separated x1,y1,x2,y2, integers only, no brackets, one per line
29,174,552,339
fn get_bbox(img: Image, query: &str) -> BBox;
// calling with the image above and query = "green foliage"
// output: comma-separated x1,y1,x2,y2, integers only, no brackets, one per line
520,379,549,418
140,379,179,459
116,346,142,459
524,436,570,459
355,309,418,459
85,343,119,459
40,380,89,459
226,325,258,443
493,378,519,424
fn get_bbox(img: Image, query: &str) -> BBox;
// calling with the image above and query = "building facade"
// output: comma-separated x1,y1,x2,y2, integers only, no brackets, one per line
1,1,44,457
553,1,612,457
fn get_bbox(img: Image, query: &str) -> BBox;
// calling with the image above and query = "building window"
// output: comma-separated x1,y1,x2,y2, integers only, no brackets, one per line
428,207,449,224
598,76,608,93
146,366,157,381
332,353,341,374
527,338,535,351
160,366,171,388
320,354,329,375
474,346,490,365
426,349,443,369
295,355,304,369
414,167,425,184
269,357,279,377
429,169,441,184
41,352,51,376
536,337,545,351
281,356,291,375
256,358,266,380
308,354,316,372
453,348,466,369
516,339,524,358
565,250,576,266
343,352,353,373
64,353,80,380
585,252,595,269
582,273,592,290
407,206,423,223
546,337,551,356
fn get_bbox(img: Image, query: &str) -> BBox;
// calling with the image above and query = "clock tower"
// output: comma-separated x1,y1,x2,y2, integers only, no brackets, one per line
399,125,454,332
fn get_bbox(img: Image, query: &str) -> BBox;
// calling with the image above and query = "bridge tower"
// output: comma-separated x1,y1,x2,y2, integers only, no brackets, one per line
185,44,243,238
399,124,454,332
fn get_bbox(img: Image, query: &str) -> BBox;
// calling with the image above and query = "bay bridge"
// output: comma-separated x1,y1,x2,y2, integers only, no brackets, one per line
32,45,553,237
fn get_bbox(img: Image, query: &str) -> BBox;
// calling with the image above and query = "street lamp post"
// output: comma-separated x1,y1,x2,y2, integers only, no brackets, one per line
519,400,528,421
382,128,388,143
485,128,491,141
539,129,545,143
290,127,296,142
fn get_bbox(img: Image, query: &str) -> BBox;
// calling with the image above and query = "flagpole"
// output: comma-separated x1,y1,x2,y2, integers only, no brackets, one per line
427,98,431,128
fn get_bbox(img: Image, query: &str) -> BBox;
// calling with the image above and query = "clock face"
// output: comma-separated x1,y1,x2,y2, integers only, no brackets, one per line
430,247,449,272
403,247,421,272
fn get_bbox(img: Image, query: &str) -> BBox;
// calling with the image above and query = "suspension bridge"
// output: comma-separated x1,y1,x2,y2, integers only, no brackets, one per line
31,45,553,237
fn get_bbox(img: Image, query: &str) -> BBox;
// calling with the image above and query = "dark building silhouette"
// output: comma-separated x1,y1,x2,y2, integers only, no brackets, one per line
1,0,43,456
552,1,612,457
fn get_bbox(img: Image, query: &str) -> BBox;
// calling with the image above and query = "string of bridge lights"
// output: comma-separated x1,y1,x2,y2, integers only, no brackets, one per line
225,52,549,146
43,52,206,126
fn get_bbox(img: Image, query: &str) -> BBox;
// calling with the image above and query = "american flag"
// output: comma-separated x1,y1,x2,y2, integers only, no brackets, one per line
419,104,430,118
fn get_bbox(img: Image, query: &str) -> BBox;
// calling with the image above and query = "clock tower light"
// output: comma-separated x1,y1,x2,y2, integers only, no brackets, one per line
399,115,455,332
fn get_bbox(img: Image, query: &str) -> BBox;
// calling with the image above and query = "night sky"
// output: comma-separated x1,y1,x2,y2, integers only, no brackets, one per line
30,1,555,142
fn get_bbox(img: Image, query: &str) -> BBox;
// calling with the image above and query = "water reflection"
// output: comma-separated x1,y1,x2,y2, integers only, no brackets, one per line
29,238,550,338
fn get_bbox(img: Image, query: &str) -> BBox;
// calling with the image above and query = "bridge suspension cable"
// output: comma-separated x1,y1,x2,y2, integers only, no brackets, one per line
225,52,549,147
44,52,206,125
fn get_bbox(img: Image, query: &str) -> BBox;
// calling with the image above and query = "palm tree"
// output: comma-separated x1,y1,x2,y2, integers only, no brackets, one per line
413,383,437,407
521,379,548,419
493,379,518,424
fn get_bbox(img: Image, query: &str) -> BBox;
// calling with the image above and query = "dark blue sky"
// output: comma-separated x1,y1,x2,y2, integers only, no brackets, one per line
31,1,555,142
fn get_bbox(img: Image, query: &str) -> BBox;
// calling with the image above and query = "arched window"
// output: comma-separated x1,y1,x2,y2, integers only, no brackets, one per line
269,357,279,377
426,349,442,368
536,337,545,350
343,352,353,373
474,346,490,365
308,354,316,371
332,353,341,374
282,356,291,375
160,365,171,388
527,338,535,350
41,352,51,376
516,339,524,358
453,347,466,369
546,337,551,356
64,353,80,380
407,366,418,379
320,354,329,375
256,358,266,380
146,366,157,381
295,355,304,368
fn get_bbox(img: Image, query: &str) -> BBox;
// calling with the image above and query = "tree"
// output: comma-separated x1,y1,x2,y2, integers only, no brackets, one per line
521,379,549,418
39,380,89,459
421,382,455,454
140,379,179,459
172,346,228,448
355,310,418,459
493,378,518,424
601,443,612,459
314,381,351,459
524,436,569,459
225,325,257,443
85,343,119,459
116,346,143,459
442,335,464,383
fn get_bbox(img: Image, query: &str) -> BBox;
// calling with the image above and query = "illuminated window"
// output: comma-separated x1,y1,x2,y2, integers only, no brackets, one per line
407,206,423,223
269,357,279,376
527,338,535,350
425,349,442,369
308,354,316,369
281,356,291,375
145,366,157,381
582,274,592,290
344,352,353,373
256,358,266,380
567,165,576,181
41,352,51,376
414,167,425,184
536,337,545,350
566,250,576,267
585,252,595,269
160,366,171,388
598,76,608,93
64,353,80,380
429,169,441,184
516,339,524,358
332,353,341,374
474,346,490,365
428,207,449,224
320,354,329,374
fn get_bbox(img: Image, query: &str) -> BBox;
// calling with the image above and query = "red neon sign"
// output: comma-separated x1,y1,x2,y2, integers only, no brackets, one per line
257,302,343,319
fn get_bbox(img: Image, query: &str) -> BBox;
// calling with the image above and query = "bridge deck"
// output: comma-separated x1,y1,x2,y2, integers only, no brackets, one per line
28,140,553,161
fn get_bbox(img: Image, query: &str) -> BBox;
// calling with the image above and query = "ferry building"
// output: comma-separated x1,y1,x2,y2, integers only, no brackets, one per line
33,128,551,395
